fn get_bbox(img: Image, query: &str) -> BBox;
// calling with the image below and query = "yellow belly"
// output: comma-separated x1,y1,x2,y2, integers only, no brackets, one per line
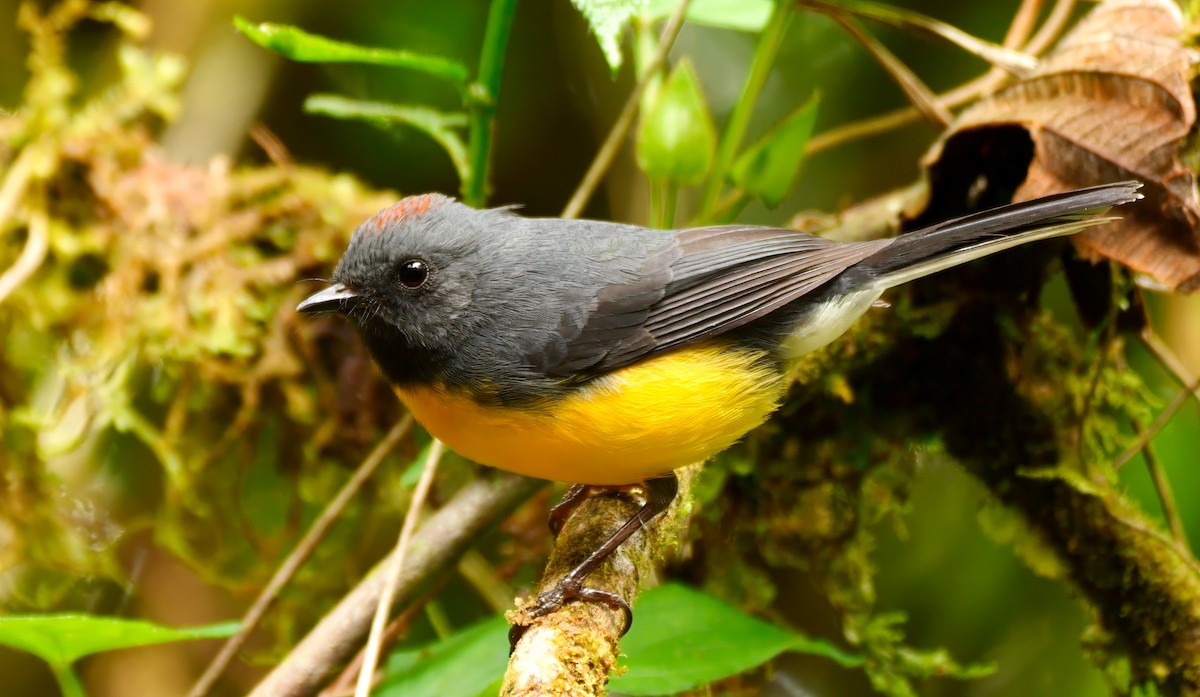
396,343,785,485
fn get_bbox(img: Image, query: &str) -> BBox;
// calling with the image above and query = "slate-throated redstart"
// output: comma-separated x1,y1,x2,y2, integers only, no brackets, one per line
298,181,1141,634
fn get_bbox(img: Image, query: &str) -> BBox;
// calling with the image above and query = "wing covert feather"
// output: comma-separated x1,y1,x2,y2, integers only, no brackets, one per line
543,225,891,376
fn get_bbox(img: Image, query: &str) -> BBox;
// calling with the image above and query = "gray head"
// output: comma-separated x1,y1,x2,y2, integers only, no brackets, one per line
297,194,500,383
298,194,674,399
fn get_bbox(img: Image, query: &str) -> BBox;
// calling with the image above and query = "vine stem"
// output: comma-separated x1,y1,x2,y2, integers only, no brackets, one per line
464,0,519,207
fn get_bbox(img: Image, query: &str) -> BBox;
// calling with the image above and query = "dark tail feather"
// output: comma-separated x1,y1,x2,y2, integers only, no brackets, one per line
855,181,1143,290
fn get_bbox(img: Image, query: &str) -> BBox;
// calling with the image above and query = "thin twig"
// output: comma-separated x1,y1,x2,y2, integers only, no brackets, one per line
1142,327,1200,407
805,104,927,155
1076,309,1120,462
1023,0,1076,56
247,473,542,697
561,0,691,219
318,530,511,696
188,416,414,697
320,582,446,697
1002,0,1045,51
797,0,1038,73
806,0,1073,156
968,0,1045,114
355,438,445,697
1113,338,1193,554
828,14,950,127
1114,373,1200,470
1133,325,1198,553
1133,422,1192,552
459,549,516,613
250,122,294,169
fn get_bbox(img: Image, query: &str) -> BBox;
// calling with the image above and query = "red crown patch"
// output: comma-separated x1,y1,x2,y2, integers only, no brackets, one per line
370,194,450,231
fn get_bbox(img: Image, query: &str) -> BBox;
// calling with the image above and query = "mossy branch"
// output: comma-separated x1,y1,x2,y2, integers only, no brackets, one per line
502,466,698,696
923,307,1200,692
3,4,1197,695
787,275,1200,693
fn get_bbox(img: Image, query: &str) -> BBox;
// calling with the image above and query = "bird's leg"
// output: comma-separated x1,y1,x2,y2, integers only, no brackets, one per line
509,473,679,649
548,483,590,537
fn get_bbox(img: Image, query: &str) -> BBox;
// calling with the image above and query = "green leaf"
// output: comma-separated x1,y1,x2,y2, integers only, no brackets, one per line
240,414,291,536
233,16,469,85
636,59,717,186
304,95,471,182
370,585,856,697
730,94,820,207
610,583,860,695
570,0,643,71
400,438,438,487
0,615,238,666
641,0,773,32
377,615,509,697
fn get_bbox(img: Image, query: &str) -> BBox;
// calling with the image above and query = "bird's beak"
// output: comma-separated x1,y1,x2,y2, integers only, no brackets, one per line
297,283,359,313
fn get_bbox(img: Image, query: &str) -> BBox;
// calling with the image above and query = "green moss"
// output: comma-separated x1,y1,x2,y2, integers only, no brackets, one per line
3,5,1197,694
691,267,1199,694
0,4,412,643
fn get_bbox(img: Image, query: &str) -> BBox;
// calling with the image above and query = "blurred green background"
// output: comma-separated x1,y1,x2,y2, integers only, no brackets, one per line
1,1,1197,695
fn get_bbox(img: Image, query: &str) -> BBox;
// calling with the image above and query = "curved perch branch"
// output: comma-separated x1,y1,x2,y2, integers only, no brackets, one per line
502,466,699,696
248,473,540,697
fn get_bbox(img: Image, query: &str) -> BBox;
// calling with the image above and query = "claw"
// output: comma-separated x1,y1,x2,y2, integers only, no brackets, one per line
507,581,634,653
573,587,633,634
509,474,679,653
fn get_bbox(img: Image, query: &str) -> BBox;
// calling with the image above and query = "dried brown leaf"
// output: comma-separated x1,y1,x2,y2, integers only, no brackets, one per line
923,0,1200,292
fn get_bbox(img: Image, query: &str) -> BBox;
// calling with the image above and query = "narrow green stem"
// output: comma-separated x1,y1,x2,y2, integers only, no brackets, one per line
697,0,792,221
633,18,656,77
661,181,678,229
1137,429,1191,552
632,18,663,110
425,599,455,639
648,177,663,227
464,0,519,207
51,663,87,697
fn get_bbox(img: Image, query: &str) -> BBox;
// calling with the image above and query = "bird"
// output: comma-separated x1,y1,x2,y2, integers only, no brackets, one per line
297,180,1141,637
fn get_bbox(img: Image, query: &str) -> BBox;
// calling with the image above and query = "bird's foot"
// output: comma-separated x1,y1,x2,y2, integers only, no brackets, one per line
507,579,633,651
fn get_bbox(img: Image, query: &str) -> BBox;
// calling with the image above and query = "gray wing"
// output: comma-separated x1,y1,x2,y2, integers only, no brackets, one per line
541,225,891,377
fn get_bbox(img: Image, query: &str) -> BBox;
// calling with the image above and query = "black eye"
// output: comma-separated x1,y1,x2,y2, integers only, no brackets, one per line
398,259,429,289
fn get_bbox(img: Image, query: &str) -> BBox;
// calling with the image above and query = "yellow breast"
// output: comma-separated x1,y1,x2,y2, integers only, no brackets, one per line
396,343,785,485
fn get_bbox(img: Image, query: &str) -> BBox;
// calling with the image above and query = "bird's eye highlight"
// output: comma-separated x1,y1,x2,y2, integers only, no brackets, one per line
398,259,429,289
